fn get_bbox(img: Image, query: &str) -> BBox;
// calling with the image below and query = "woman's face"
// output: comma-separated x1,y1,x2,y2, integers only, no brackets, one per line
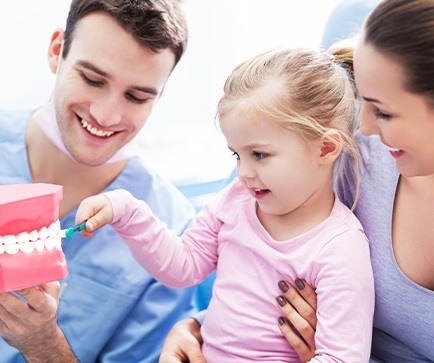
354,40,434,177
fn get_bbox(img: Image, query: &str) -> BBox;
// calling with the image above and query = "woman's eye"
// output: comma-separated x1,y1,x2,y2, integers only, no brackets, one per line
374,108,392,120
80,72,103,87
252,151,268,160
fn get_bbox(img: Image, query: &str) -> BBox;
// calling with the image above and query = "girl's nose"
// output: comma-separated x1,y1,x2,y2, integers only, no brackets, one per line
237,160,256,180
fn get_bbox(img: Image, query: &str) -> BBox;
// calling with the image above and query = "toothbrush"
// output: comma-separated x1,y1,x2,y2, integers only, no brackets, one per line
59,221,87,238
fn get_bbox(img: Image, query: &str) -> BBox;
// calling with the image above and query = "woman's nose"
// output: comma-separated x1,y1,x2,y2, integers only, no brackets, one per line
358,102,379,136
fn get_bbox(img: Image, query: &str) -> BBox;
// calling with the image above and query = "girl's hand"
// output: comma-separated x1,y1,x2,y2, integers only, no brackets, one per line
276,279,318,362
75,194,114,236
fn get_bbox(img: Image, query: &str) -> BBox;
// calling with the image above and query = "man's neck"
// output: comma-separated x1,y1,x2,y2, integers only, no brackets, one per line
26,116,127,218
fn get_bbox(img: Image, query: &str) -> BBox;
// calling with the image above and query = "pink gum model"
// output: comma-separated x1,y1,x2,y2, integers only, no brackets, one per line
0,183,68,292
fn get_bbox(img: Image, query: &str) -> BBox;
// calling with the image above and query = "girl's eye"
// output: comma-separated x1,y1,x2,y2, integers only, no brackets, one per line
231,151,240,160
374,108,392,120
252,151,268,160
80,72,103,87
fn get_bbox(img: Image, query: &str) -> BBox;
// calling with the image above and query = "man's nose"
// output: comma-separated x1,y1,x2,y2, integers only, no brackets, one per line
90,93,123,127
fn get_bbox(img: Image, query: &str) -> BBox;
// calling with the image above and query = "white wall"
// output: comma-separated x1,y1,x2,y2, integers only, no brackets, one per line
0,0,343,184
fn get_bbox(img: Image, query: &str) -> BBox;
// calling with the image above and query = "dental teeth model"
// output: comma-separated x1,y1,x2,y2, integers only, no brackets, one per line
0,183,68,292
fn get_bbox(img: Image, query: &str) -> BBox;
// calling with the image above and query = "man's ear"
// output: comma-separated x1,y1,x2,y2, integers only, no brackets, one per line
48,29,65,74
319,129,343,165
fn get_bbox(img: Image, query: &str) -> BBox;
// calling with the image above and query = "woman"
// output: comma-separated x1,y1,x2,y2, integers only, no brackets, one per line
159,1,434,362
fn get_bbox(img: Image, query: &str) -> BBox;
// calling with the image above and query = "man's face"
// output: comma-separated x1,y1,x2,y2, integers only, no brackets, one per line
48,13,176,166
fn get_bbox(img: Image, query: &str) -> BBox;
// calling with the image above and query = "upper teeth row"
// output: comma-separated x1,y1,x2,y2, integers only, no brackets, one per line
81,120,115,137
387,146,401,152
0,220,62,255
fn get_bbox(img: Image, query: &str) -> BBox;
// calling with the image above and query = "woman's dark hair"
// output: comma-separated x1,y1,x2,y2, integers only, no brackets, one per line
364,0,434,104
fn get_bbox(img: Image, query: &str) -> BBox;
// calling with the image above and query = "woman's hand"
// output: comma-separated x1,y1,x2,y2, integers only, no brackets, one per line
276,279,318,362
159,317,206,363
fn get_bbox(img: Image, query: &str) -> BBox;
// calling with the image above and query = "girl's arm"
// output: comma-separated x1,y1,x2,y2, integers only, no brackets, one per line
78,189,221,288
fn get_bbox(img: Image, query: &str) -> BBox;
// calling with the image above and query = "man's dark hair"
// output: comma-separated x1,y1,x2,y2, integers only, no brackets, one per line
63,0,188,66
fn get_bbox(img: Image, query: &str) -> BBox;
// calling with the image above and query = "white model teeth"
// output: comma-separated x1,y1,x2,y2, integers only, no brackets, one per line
45,237,55,252
39,226,49,240
81,120,115,137
20,242,35,254
0,220,63,255
17,232,30,244
5,243,20,255
48,220,60,237
3,235,17,245
35,239,45,253
29,230,39,241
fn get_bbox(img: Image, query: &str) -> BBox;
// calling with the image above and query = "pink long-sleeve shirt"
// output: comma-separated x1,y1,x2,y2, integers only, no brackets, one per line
105,180,374,362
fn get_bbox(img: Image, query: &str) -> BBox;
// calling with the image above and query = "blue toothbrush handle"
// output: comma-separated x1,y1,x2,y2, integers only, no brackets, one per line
65,221,87,238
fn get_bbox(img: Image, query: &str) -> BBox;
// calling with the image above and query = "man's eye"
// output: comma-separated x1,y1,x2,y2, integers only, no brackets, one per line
80,72,103,87
125,93,148,104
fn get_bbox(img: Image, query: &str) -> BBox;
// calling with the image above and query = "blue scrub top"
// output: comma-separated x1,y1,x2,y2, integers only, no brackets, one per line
0,109,197,362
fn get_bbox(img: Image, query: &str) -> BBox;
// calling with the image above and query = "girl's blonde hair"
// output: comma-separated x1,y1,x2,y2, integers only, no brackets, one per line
217,47,360,208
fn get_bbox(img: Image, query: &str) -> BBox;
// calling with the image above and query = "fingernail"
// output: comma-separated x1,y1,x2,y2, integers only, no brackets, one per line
278,317,286,326
276,295,287,307
87,220,95,231
295,278,305,290
278,280,289,293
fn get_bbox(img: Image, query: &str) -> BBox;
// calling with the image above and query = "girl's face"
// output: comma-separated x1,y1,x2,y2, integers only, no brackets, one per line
219,107,333,220
354,40,434,177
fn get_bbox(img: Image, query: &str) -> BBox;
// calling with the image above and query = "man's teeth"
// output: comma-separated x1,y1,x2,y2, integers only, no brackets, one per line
0,220,62,255
387,146,401,152
81,120,115,137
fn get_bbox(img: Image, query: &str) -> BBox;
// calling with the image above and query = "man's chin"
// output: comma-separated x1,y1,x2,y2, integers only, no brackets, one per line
69,150,115,167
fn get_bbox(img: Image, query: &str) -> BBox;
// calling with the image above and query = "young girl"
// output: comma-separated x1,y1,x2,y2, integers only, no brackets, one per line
76,48,374,362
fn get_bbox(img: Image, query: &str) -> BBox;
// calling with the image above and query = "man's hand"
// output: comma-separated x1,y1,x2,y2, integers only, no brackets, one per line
0,282,78,362
159,317,206,363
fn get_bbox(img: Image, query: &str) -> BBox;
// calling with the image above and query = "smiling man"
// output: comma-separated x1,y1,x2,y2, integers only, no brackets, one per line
0,1,196,362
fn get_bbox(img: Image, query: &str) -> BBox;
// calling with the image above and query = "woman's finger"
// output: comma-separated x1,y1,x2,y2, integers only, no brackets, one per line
278,280,317,329
278,317,315,363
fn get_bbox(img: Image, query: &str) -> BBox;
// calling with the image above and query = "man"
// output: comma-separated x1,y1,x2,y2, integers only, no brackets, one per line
0,1,196,361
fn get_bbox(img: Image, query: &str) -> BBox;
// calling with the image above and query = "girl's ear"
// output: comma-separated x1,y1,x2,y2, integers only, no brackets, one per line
319,129,343,165
48,29,65,74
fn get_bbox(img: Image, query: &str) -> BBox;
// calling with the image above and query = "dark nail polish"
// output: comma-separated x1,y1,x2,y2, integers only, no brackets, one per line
295,278,305,290
278,280,289,293
276,295,287,307
278,317,286,326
